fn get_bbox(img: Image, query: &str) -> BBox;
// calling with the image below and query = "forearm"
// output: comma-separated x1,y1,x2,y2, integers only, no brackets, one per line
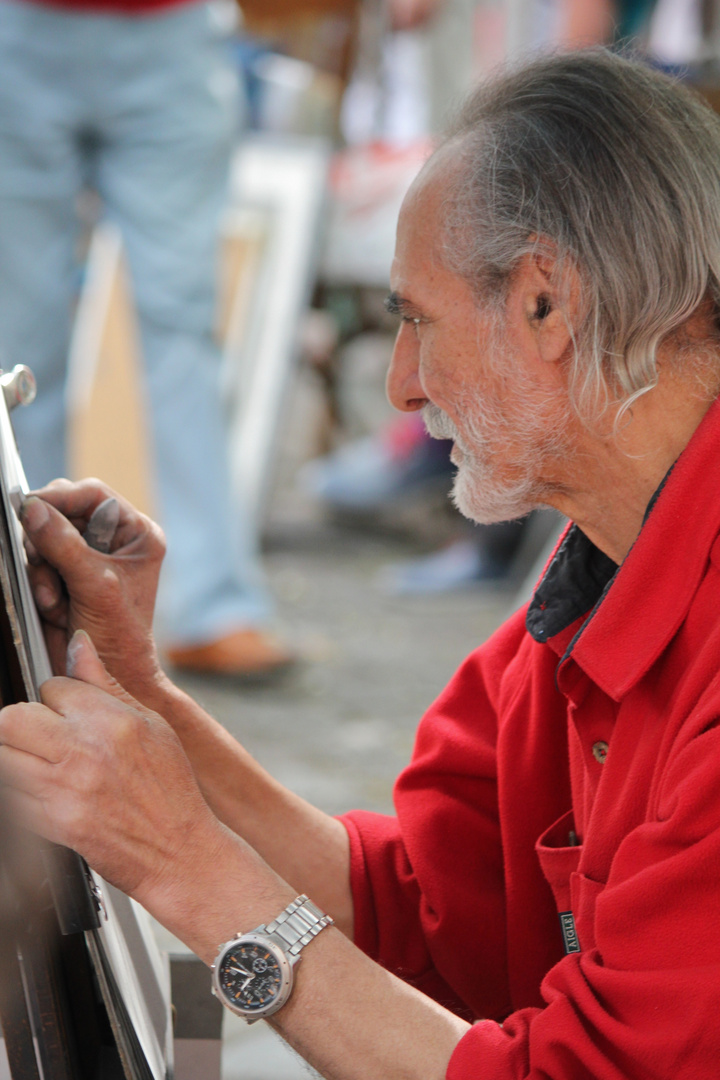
274,929,469,1080
146,825,469,1080
142,675,354,936
0,632,470,1080
160,692,471,1072
19,486,354,930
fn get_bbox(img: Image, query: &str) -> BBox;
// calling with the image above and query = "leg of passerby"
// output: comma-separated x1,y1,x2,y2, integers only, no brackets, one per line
94,3,293,677
0,0,82,488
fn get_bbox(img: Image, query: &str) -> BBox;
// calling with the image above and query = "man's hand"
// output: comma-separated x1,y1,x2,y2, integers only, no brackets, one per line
15,481,356,939
19,478,167,701
0,633,468,1080
0,631,228,907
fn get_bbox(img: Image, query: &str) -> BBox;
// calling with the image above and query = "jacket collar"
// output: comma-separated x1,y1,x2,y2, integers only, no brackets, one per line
526,395,720,701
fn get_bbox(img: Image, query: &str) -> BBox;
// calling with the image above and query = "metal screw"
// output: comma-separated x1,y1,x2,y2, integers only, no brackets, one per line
1,366,37,411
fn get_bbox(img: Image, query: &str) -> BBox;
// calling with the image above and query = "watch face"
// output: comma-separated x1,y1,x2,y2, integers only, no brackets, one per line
216,936,290,1017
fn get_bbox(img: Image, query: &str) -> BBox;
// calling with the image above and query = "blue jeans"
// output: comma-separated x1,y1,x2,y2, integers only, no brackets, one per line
0,0,271,643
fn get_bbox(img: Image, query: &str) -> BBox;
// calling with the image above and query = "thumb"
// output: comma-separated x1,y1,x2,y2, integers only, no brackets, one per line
66,630,140,709
19,495,113,600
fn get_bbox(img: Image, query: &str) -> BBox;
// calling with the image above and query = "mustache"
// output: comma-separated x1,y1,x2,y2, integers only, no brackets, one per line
422,403,459,441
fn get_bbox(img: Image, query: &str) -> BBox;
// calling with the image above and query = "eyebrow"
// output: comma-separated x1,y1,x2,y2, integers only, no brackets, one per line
385,291,417,317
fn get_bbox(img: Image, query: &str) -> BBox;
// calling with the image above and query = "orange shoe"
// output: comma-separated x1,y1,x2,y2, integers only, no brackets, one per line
164,628,296,680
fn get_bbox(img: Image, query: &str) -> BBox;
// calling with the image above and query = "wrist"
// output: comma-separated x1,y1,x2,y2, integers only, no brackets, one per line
85,632,168,710
136,820,295,965
137,669,191,724
212,895,334,1022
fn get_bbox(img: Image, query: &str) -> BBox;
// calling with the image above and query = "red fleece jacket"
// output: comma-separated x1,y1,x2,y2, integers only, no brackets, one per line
341,395,720,1079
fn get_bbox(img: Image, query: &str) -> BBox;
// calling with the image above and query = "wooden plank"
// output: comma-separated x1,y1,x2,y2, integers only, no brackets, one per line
66,224,156,520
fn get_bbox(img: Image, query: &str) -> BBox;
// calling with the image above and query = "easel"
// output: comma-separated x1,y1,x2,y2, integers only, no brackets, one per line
0,372,222,1080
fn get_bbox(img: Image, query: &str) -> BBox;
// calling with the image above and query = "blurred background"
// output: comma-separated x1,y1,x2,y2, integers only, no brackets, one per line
2,0,720,1075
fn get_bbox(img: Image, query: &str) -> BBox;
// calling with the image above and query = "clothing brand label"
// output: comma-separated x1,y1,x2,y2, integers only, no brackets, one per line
558,911,581,954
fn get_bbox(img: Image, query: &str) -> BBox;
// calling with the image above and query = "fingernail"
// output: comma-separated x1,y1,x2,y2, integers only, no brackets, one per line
18,496,49,530
84,497,120,554
66,629,91,677
35,584,57,610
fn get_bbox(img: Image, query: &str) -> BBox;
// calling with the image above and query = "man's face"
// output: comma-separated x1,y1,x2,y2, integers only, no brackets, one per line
386,166,571,524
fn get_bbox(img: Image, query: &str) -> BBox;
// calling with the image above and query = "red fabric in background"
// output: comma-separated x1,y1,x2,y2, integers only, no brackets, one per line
17,0,192,16
341,396,720,1078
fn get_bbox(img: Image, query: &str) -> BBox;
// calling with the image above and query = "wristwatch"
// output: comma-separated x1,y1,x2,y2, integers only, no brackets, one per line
211,895,333,1023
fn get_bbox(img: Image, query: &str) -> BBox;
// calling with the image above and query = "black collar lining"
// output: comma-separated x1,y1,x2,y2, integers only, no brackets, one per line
525,466,674,648
526,524,617,644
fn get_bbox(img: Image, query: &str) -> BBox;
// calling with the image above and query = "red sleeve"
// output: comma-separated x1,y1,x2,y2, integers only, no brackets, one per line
338,609,530,1023
341,810,474,1018
446,718,720,1079
342,607,720,1077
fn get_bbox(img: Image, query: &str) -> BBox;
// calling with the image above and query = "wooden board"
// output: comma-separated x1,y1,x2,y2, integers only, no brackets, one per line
66,224,156,520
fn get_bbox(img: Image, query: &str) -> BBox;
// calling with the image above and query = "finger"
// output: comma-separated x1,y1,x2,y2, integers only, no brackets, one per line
0,784,60,845
25,483,164,560
19,496,107,592
83,497,121,553
27,479,116,541
44,624,71,678
30,477,118,521
65,630,148,711
0,701,71,763
0,742,56,795
30,479,140,542
27,561,68,627
24,535,42,566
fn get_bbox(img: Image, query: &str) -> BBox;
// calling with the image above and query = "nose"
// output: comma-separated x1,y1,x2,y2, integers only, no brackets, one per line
386,323,429,413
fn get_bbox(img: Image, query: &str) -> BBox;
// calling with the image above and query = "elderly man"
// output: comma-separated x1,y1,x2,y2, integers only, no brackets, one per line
2,48,720,1078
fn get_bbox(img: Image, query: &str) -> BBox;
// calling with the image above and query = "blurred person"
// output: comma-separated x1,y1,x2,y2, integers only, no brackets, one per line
7,49,720,1079
645,0,720,66
0,0,293,678
388,0,479,134
556,0,662,47
555,0,618,45
303,412,529,592
303,413,455,511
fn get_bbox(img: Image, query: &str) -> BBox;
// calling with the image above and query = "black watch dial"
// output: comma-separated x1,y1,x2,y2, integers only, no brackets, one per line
218,941,285,1014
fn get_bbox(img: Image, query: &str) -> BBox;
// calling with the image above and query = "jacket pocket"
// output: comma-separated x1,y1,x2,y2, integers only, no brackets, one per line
536,810,582,916
569,871,605,953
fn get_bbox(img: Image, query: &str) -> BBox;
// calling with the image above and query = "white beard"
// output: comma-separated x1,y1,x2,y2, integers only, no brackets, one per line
422,362,570,525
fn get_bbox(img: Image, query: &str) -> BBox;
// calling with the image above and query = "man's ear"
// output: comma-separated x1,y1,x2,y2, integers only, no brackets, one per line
508,248,582,365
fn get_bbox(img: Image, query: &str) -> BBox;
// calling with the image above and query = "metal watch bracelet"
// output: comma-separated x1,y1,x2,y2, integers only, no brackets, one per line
258,895,334,957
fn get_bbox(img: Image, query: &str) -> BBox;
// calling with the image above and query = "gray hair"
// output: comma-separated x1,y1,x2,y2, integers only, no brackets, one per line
438,49,720,420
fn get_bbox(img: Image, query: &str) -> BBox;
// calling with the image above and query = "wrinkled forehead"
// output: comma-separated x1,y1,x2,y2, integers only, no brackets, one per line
395,144,465,263
391,152,480,315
